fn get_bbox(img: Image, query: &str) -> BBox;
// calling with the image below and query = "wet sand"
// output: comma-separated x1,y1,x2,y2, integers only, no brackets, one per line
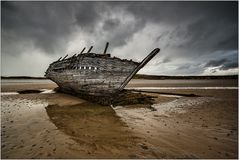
1,79,238,158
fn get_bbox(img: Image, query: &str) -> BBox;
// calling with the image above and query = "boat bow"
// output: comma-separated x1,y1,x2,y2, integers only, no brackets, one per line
118,48,160,91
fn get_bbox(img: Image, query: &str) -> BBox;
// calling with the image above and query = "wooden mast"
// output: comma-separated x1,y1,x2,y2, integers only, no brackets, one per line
80,47,86,54
57,57,62,61
118,48,160,91
103,42,109,54
87,46,93,53
62,54,68,60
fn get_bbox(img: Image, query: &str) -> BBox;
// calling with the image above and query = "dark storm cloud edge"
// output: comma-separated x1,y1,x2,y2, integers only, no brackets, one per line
205,57,238,71
1,1,238,75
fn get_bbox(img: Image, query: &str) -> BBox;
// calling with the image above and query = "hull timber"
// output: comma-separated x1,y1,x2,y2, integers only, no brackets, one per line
45,44,159,97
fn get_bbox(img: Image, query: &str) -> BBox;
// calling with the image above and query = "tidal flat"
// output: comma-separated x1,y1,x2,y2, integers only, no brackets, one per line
1,79,238,158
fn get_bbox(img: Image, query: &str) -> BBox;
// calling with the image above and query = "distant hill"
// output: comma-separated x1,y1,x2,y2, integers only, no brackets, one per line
1,76,46,79
1,74,238,80
133,74,238,80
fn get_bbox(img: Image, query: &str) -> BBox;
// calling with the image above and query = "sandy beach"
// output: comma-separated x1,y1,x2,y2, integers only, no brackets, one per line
1,79,238,158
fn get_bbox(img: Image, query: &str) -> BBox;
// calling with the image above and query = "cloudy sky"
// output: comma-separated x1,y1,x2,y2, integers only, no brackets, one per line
1,1,238,76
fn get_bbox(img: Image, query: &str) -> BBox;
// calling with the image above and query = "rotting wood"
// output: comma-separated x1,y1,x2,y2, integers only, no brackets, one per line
87,46,93,53
57,57,62,61
103,42,109,54
118,48,160,91
62,54,68,60
45,43,159,104
80,47,86,54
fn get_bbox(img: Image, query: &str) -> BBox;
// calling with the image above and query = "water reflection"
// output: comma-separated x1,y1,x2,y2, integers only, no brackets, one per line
45,102,144,157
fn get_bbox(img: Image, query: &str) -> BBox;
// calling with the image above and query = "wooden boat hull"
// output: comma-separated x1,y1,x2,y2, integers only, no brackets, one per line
45,48,159,96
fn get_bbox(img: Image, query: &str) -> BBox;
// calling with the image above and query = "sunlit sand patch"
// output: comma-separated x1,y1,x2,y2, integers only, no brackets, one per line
39,89,56,94
1,92,19,95
151,97,213,116
113,97,214,125
158,94,182,98
1,89,55,96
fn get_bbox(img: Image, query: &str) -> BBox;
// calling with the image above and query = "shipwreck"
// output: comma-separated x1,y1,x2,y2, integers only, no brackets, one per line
45,42,159,105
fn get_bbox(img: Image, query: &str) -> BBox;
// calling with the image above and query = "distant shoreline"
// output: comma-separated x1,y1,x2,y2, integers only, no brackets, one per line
133,74,238,80
1,74,238,80
1,76,47,80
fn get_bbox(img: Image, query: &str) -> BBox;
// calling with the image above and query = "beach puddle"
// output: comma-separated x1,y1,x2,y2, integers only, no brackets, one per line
1,97,54,158
44,102,153,158
18,89,43,94
1,79,237,158
127,89,199,97
1,96,102,158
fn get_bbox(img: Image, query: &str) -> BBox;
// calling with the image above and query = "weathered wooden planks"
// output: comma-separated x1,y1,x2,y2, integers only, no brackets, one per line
45,48,159,97
46,55,138,96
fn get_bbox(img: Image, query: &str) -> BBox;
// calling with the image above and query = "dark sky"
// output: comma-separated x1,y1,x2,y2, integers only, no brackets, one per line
1,1,238,76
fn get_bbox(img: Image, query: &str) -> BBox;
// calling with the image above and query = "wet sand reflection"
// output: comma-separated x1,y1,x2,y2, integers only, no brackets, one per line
45,102,150,158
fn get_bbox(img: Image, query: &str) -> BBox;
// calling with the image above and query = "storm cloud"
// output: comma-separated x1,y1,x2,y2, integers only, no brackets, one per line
205,53,238,71
1,1,238,76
